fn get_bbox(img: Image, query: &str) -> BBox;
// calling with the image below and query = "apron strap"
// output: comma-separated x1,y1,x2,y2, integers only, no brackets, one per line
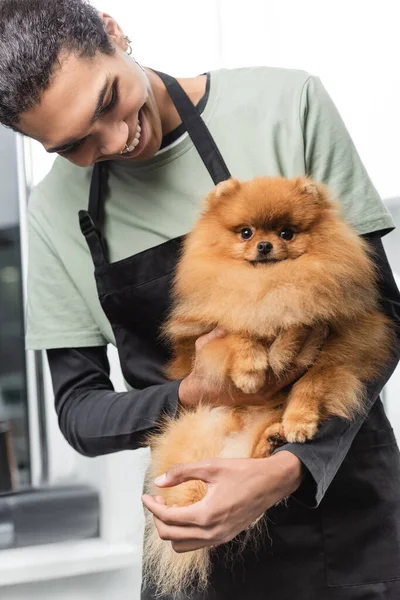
80,161,110,266
79,210,108,267
88,160,109,227
155,71,232,185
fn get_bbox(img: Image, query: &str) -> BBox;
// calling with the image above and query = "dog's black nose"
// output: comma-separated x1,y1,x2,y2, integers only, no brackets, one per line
257,241,273,255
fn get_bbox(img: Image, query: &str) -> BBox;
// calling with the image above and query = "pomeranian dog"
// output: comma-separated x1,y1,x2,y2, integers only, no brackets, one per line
143,176,391,596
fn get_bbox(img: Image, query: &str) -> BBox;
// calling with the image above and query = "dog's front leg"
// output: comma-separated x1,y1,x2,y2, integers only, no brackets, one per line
196,334,269,393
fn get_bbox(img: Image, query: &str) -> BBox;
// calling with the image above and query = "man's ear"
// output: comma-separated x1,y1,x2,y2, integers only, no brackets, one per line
98,12,126,51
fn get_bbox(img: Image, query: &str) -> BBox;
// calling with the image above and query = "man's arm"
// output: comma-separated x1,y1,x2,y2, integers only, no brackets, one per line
47,345,181,456
47,327,309,457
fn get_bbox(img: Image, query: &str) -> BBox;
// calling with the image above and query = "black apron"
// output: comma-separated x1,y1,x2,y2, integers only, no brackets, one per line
79,73,400,599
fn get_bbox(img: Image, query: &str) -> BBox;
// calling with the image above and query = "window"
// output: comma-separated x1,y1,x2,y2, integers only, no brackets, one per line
0,126,31,493
0,127,100,556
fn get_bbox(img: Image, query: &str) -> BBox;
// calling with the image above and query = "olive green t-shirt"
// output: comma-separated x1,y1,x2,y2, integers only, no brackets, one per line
26,66,395,350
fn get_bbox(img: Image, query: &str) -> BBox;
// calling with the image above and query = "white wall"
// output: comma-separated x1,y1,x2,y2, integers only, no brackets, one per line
217,0,400,200
11,1,400,599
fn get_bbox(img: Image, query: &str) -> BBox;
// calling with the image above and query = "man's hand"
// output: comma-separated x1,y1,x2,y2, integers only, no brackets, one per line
178,327,323,410
142,451,303,553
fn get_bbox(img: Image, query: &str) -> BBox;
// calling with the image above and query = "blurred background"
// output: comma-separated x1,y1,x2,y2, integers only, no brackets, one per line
0,1,399,598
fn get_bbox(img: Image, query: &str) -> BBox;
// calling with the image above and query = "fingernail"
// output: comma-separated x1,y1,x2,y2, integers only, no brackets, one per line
154,473,166,486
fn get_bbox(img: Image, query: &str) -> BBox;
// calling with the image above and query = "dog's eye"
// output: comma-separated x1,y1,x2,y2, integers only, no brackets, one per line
240,227,253,241
279,228,294,241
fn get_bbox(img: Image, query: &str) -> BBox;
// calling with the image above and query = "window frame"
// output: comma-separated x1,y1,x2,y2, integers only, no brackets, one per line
16,134,48,487
0,132,106,565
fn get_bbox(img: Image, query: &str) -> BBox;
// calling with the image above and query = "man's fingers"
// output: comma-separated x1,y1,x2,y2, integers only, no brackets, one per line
172,540,213,553
152,517,226,552
153,516,213,542
195,326,226,351
142,493,208,527
153,459,219,488
155,495,167,504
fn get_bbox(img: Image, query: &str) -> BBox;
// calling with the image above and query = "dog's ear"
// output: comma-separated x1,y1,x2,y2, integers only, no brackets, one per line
214,178,241,198
294,177,329,205
206,178,242,208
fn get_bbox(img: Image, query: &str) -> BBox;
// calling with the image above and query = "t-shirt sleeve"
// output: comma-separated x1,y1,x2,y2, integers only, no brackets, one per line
301,75,395,236
25,188,107,350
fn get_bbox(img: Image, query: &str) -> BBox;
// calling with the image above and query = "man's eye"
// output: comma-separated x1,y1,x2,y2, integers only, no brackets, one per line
60,139,84,155
102,83,118,114
59,83,118,155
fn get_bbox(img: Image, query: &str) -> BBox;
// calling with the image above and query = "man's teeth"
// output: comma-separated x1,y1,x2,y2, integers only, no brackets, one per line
123,122,141,153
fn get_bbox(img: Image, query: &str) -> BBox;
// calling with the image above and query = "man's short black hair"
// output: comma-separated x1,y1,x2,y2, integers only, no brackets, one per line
0,0,115,130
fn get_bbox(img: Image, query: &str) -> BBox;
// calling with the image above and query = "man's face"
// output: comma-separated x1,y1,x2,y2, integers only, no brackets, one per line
18,45,163,167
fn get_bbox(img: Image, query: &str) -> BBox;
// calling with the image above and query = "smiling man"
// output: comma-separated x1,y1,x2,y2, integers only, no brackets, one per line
15,30,206,164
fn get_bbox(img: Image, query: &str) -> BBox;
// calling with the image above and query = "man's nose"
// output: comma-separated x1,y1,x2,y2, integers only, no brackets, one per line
98,120,129,156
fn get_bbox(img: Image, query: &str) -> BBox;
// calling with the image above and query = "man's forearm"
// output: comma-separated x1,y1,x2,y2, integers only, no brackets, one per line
260,451,304,504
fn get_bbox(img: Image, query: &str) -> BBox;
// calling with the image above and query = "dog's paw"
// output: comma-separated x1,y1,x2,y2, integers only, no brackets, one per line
265,423,287,454
267,341,298,375
237,344,269,373
252,436,270,459
252,423,286,458
265,422,285,442
267,351,292,376
231,369,266,394
267,328,306,375
283,416,319,443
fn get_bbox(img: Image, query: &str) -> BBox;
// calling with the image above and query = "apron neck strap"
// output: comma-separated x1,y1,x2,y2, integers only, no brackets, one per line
155,71,231,185
79,209,108,266
79,160,110,265
88,160,109,227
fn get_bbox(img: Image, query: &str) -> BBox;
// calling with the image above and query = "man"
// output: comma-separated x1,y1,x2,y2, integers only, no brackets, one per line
1,1,399,598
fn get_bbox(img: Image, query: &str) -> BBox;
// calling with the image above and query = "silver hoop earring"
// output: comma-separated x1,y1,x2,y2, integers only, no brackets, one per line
124,35,132,56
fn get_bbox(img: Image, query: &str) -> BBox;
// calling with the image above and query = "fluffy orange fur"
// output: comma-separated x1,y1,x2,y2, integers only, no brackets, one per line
142,176,392,596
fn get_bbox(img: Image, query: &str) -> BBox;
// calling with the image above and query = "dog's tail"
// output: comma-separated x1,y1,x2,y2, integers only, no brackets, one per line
141,404,268,596
142,509,212,597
